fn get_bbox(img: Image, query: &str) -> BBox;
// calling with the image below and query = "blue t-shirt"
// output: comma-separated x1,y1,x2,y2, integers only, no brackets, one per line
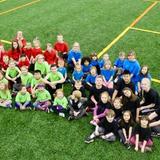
82,64,91,73
57,67,67,78
114,58,125,68
136,73,152,83
67,50,82,64
72,70,84,81
90,60,99,67
98,59,105,68
101,69,115,81
85,74,97,84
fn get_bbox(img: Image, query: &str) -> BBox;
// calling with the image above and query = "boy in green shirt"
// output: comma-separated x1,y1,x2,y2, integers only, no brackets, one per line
0,70,8,86
15,85,31,110
0,82,12,108
33,84,51,111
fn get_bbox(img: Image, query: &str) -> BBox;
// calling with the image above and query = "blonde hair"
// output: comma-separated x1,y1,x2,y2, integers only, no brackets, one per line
106,109,115,117
72,90,82,99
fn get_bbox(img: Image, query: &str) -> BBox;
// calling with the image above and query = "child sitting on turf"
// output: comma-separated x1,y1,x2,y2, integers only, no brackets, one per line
50,89,68,117
67,42,82,72
57,58,67,81
18,53,30,68
72,80,86,97
33,84,51,111
44,43,58,65
8,40,21,61
90,52,100,74
85,109,118,143
5,60,21,90
81,56,91,78
0,82,12,108
54,34,69,61
90,91,112,126
31,70,44,95
98,53,110,69
15,85,31,110
114,51,126,70
136,65,151,94
20,66,33,92
112,97,123,121
118,110,135,149
85,66,97,90
101,60,114,88
130,115,153,153
34,54,50,77
0,54,9,72
72,64,84,82
68,90,87,120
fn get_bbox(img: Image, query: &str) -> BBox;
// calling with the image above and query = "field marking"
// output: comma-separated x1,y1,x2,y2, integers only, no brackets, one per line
97,1,158,58
0,39,11,44
131,27,160,35
0,0,41,16
0,0,6,3
152,78,160,84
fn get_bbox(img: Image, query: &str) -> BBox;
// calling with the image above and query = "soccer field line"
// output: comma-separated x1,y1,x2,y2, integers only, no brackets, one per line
97,1,158,58
0,0,6,3
130,27,160,35
0,39,11,44
0,0,41,16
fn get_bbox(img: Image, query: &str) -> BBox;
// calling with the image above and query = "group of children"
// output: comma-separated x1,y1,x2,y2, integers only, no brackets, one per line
0,31,159,153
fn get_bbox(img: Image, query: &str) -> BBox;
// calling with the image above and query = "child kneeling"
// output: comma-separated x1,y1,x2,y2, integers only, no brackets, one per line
85,109,118,143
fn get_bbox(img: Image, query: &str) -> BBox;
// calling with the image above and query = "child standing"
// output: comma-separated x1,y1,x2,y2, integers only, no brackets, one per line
15,85,31,110
15,31,26,48
85,109,118,143
0,83,12,108
68,90,87,120
114,51,125,70
50,89,68,117
130,116,153,153
33,84,51,111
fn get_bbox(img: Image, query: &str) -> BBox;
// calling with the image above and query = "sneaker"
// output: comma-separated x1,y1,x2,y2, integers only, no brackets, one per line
59,112,65,117
84,136,94,144
145,147,152,152
68,116,73,121
151,132,160,138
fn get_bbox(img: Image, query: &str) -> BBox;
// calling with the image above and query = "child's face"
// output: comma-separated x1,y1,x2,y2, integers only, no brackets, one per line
123,112,130,122
141,80,150,92
21,67,28,75
76,65,82,72
33,41,40,48
73,44,80,52
128,54,135,61
113,99,121,109
92,56,97,61
104,63,111,70
47,45,52,52
13,42,18,49
84,60,89,66
37,57,44,63
26,43,32,49
57,35,63,42
90,68,96,75
103,54,109,61
38,87,44,91
58,60,64,67
3,55,9,62
75,82,82,89
9,62,15,68
34,73,41,79
101,94,108,103
123,90,132,98
106,115,114,123
17,31,23,38
0,45,4,52
141,119,149,127
119,55,125,60
123,74,131,83
20,56,26,61
95,77,103,86
51,66,57,73
0,83,5,90
141,66,148,75
21,87,27,94
57,91,64,99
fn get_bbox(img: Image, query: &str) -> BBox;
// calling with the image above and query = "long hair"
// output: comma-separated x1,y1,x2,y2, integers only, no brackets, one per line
11,40,20,52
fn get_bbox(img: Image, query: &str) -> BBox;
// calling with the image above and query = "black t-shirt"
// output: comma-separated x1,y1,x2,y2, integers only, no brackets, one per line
115,79,135,96
142,88,160,109
89,86,107,102
97,101,112,115
98,118,118,135
134,124,151,141
112,108,123,119
122,97,140,119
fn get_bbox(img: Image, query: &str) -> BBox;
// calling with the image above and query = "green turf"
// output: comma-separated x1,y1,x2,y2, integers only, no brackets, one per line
0,0,160,160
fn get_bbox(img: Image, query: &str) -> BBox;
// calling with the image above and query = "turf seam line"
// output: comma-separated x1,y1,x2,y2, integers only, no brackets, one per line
97,1,158,58
0,0,41,16
131,27,160,35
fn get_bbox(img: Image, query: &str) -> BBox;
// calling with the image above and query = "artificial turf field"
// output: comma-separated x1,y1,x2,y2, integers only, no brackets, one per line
0,0,160,159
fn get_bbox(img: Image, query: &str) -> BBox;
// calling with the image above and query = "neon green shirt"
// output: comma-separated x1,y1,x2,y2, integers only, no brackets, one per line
34,61,50,75
6,67,19,78
35,89,51,101
20,72,33,86
47,71,63,82
0,78,8,85
31,78,44,88
15,92,31,103
53,97,68,109
0,90,11,100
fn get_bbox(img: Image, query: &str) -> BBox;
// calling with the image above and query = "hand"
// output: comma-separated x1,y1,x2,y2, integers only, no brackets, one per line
135,147,138,151
93,116,98,120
